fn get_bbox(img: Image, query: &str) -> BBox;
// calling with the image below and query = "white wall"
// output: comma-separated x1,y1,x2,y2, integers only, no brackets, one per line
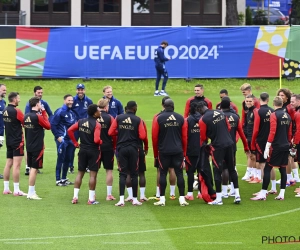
20,0,30,25
71,0,81,26
122,0,131,26
172,0,181,26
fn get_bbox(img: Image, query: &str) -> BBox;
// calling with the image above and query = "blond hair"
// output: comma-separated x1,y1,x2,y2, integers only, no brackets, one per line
102,85,112,93
240,83,251,91
273,96,283,107
97,98,109,108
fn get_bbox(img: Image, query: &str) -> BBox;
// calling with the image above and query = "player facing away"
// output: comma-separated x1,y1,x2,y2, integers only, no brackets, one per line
152,99,189,206
199,101,245,205
154,40,171,97
2,92,26,196
108,101,146,207
68,104,102,205
251,96,292,201
184,84,212,118
24,97,51,200
0,83,7,179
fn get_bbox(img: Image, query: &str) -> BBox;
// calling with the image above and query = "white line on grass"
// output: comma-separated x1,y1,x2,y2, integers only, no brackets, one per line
4,242,53,244
196,242,242,244
0,207,299,242
103,242,151,244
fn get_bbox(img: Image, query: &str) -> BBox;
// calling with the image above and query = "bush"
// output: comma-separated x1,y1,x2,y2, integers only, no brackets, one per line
253,9,268,25
246,6,253,25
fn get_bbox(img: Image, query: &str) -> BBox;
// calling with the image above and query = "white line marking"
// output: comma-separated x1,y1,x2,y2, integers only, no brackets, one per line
16,56,44,70
196,242,242,244
16,39,47,52
0,207,299,242
4,242,53,244
103,242,151,244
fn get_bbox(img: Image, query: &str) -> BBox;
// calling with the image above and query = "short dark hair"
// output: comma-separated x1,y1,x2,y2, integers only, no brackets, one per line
0,83,6,88
291,94,300,101
8,92,19,102
87,104,99,116
220,89,228,95
163,99,174,110
127,101,137,110
34,86,43,93
197,101,207,109
64,94,73,100
161,40,168,46
161,96,170,105
195,84,203,89
29,97,40,108
189,102,198,115
260,92,269,102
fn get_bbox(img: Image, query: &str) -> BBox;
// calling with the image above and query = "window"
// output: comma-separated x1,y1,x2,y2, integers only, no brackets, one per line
33,0,49,12
183,0,200,14
204,0,220,14
1,0,20,12
153,0,169,13
133,0,150,14
103,0,120,12
83,0,99,12
53,0,69,12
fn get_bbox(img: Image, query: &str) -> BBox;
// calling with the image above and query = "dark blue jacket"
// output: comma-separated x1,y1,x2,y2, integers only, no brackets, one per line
25,99,53,119
103,96,124,118
72,95,93,120
0,99,6,136
154,45,169,68
50,104,76,140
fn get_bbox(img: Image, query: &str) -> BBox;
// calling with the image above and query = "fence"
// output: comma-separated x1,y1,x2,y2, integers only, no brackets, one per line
0,11,26,25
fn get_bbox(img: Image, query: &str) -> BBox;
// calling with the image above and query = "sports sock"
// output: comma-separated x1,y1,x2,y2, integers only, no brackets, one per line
74,188,79,199
28,186,35,196
234,188,240,197
246,167,251,175
89,190,95,201
120,195,124,203
230,182,234,193
170,185,175,196
216,192,222,201
271,180,276,191
261,189,267,197
250,168,255,177
222,185,228,194
13,183,20,193
133,197,138,203
287,174,292,182
179,196,185,203
156,186,160,197
160,196,166,203
257,169,262,180
279,189,285,198
292,169,299,180
107,186,112,196
140,187,145,198
3,181,9,191
127,187,133,198
187,192,193,196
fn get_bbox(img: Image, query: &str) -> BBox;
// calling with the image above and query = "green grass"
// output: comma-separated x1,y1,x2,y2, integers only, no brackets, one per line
1,78,300,250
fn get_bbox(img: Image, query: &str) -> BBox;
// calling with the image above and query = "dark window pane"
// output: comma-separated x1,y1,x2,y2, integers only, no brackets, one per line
154,0,169,13
103,0,119,12
84,0,99,12
183,0,200,14
133,0,149,14
204,0,220,14
53,0,69,12
2,0,19,11
33,0,49,12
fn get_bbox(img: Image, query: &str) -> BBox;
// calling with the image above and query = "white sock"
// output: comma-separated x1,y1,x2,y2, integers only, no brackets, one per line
292,169,299,180
74,188,79,198
156,186,160,197
222,185,228,194
246,167,251,174
198,191,201,195
234,188,240,197
4,181,9,191
120,195,124,203
257,169,262,180
160,196,166,203
279,189,285,197
89,190,95,201
187,192,193,196
107,186,112,196
261,189,267,197
287,174,292,182
271,180,276,191
216,192,222,201
127,187,133,198
133,197,138,203
170,185,175,196
250,168,255,177
230,182,234,192
179,196,185,203
13,183,20,193
26,165,29,169
140,187,145,198
28,186,35,196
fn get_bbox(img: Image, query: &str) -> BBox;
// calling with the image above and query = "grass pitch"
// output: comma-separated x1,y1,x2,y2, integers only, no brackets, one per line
0,78,300,250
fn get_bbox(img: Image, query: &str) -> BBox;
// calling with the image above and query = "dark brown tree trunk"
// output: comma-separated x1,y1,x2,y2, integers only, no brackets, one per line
226,0,239,25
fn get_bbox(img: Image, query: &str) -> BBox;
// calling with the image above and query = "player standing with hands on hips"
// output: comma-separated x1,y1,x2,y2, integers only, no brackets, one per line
154,41,171,97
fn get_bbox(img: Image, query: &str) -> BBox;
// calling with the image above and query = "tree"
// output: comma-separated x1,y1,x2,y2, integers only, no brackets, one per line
226,0,239,25
245,6,253,25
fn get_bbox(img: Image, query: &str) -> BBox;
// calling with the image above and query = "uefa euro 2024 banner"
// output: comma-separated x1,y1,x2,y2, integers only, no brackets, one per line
0,26,300,78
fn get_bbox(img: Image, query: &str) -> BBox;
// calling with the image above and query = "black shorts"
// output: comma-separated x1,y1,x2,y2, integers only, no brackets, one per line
185,155,199,173
158,152,184,170
6,144,24,158
78,149,101,172
138,148,146,173
27,150,44,169
100,150,114,170
255,141,266,163
211,145,234,172
117,146,139,174
267,148,289,167
223,149,236,169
